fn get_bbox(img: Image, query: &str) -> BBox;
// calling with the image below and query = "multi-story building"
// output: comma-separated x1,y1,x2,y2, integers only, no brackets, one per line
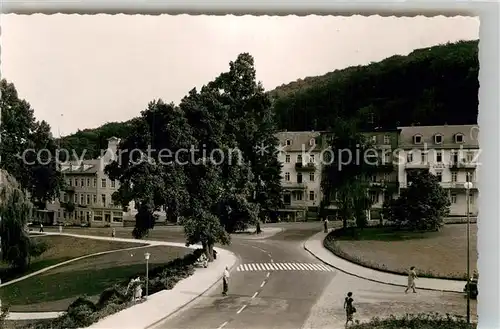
397,125,479,216
48,137,127,227
362,128,401,220
318,129,401,221
275,131,323,221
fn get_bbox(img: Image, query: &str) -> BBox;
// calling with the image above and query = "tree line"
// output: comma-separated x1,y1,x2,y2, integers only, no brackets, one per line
57,40,478,160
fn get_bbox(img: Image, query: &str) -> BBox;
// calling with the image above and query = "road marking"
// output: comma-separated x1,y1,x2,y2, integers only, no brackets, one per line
236,262,335,272
260,281,266,287
252,292,258,298
216,321,228,329
236,305,247,314
266,272,270,278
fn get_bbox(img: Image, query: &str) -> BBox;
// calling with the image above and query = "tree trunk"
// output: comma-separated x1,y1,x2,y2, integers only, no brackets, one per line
207,243,215,262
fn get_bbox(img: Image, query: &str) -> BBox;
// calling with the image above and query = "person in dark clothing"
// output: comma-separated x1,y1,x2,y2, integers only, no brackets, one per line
323,218,329,233
344,291,356,327
39,223,44,233
222,266,229,296
213,249,217,260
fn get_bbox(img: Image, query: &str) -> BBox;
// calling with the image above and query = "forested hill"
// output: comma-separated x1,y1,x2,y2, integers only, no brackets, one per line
59,39,478,159
270,39,478,131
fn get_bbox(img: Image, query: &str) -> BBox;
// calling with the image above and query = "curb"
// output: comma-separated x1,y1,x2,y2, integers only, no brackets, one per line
303,231,464,294
144,247,240,329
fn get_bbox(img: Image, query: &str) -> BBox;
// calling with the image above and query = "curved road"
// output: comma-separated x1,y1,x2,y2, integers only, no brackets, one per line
152,222,476,329
153,224,332,329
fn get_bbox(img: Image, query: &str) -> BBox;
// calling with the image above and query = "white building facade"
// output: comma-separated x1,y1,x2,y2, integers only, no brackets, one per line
275,131,324,221
397,125,479,217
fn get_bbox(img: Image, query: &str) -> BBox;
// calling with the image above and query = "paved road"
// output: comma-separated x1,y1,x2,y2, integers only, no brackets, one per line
153,225,334,329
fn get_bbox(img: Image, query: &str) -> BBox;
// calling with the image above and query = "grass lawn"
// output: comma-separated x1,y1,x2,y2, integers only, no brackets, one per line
0,236,144,283
2,245,191,312
325,224,477,279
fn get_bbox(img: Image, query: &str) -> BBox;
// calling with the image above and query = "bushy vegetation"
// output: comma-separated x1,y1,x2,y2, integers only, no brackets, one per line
350,313,476,329
16,248,203,329
382,170,450,232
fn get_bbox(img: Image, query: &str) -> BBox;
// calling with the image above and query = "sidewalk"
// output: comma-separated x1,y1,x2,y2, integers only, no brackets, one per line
87,246,237,329
303,231,465,293
5,232,237,326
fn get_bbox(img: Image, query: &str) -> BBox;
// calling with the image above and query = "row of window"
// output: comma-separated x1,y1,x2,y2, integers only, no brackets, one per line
285,154,317,163
67,177,117,189
413,133,464,145
284,135,393,147
62,192,111,207
433,171,473,182
450,193,475,204
285,191,317,202
60,210,123,221
407,151,475,164
284,172,315,182
285,138,318,147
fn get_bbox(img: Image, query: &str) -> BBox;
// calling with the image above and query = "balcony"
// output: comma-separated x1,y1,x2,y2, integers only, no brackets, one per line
449,161,477,170
405,162,430,170
63,186,76,192
440,182,478,190
400,181,478,190
369,181,399,190
282,181,307,190
295,162,316,172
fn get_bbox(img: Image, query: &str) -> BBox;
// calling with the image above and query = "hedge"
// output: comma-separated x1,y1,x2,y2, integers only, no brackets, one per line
350,313,476,329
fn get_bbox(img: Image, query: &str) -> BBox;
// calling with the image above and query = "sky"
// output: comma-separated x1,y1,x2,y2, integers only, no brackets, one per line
1,14,479,137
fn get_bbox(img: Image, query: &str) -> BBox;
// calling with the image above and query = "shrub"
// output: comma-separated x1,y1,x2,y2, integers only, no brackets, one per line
350,313,476,329
29,239,49,258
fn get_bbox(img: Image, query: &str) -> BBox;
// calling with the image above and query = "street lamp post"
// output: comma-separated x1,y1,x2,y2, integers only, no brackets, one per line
144,252,150,299
464,175,473,324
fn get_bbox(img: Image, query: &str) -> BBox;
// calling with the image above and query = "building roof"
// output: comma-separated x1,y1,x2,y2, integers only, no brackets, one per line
60,162,99,174
398,125,479,149
275,131,322,152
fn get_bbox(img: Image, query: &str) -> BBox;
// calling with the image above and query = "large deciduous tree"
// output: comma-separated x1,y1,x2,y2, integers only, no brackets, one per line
0,79,63,209
320,119,377,229
383,169,450,231
210,53,283,225
105,101,193,238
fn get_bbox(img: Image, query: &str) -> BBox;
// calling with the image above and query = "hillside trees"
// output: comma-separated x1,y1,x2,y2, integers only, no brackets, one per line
60,40,479,152
0,79,63,209
271,40,478,131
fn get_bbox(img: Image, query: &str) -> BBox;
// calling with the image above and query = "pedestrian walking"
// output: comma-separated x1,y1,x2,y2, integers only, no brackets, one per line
323,218,329,233
111,228,116,237
344,292,356,327
405,266,418,293
222,266,230,296
39,223,44,233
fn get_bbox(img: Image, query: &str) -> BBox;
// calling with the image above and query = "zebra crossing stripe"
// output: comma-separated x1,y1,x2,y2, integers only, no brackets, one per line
236,262,334,272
